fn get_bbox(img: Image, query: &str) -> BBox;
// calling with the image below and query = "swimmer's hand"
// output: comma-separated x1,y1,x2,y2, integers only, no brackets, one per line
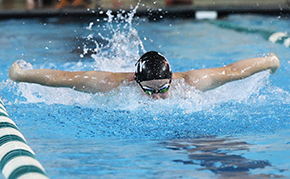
9,61,22,82
268,53,280,74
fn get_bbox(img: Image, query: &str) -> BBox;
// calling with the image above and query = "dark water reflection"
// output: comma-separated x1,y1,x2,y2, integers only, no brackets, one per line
163,137,284,178
13,132,290,179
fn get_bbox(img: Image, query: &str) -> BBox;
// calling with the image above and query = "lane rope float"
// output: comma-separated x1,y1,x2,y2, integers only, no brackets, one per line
0,98,49,179
268,32,290,47
209,20,290,48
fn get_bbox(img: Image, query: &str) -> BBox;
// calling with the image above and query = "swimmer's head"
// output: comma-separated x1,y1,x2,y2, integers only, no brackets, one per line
134,51,172,83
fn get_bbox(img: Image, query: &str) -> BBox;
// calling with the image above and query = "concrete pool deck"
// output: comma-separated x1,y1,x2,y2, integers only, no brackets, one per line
0,0,290,20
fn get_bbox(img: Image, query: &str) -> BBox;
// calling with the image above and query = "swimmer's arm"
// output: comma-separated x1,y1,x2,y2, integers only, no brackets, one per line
9,61,134,93
179,53,280,92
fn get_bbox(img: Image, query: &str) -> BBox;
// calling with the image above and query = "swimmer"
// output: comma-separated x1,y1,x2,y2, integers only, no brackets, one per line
9,51,280,99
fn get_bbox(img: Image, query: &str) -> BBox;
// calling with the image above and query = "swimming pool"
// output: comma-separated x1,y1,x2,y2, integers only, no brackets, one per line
0,10,290,178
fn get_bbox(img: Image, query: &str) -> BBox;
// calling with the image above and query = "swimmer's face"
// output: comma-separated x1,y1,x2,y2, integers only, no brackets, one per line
138,79,171,99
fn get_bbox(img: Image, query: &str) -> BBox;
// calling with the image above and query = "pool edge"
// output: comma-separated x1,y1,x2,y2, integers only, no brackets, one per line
0,6,289,20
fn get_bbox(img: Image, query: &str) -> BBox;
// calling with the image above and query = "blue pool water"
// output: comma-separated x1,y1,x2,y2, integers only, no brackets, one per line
1,11,290,178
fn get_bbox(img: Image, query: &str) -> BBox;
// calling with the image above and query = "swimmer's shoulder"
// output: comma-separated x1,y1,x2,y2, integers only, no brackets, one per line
110,72,135,82
173,69,207,89
84,71,134,79
173,70,199,81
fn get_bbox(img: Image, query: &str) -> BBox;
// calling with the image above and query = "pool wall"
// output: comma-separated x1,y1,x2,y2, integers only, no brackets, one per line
0,98,49,179
1,0,290,20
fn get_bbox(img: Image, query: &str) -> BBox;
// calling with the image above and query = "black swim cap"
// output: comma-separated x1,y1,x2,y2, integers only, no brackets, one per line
135,51,172,83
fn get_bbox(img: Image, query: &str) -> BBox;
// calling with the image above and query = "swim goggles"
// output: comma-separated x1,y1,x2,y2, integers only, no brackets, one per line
139,83,170,95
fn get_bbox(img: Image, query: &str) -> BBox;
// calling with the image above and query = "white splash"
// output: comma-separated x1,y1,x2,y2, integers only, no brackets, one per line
83,5,145,72
18,59,33,70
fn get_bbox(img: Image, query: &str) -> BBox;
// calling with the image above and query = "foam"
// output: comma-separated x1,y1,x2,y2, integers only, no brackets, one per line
13,69,282,114
84,7,145,73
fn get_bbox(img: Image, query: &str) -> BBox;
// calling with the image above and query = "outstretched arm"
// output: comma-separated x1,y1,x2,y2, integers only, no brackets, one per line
9,61,134,93
174,53,280,92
